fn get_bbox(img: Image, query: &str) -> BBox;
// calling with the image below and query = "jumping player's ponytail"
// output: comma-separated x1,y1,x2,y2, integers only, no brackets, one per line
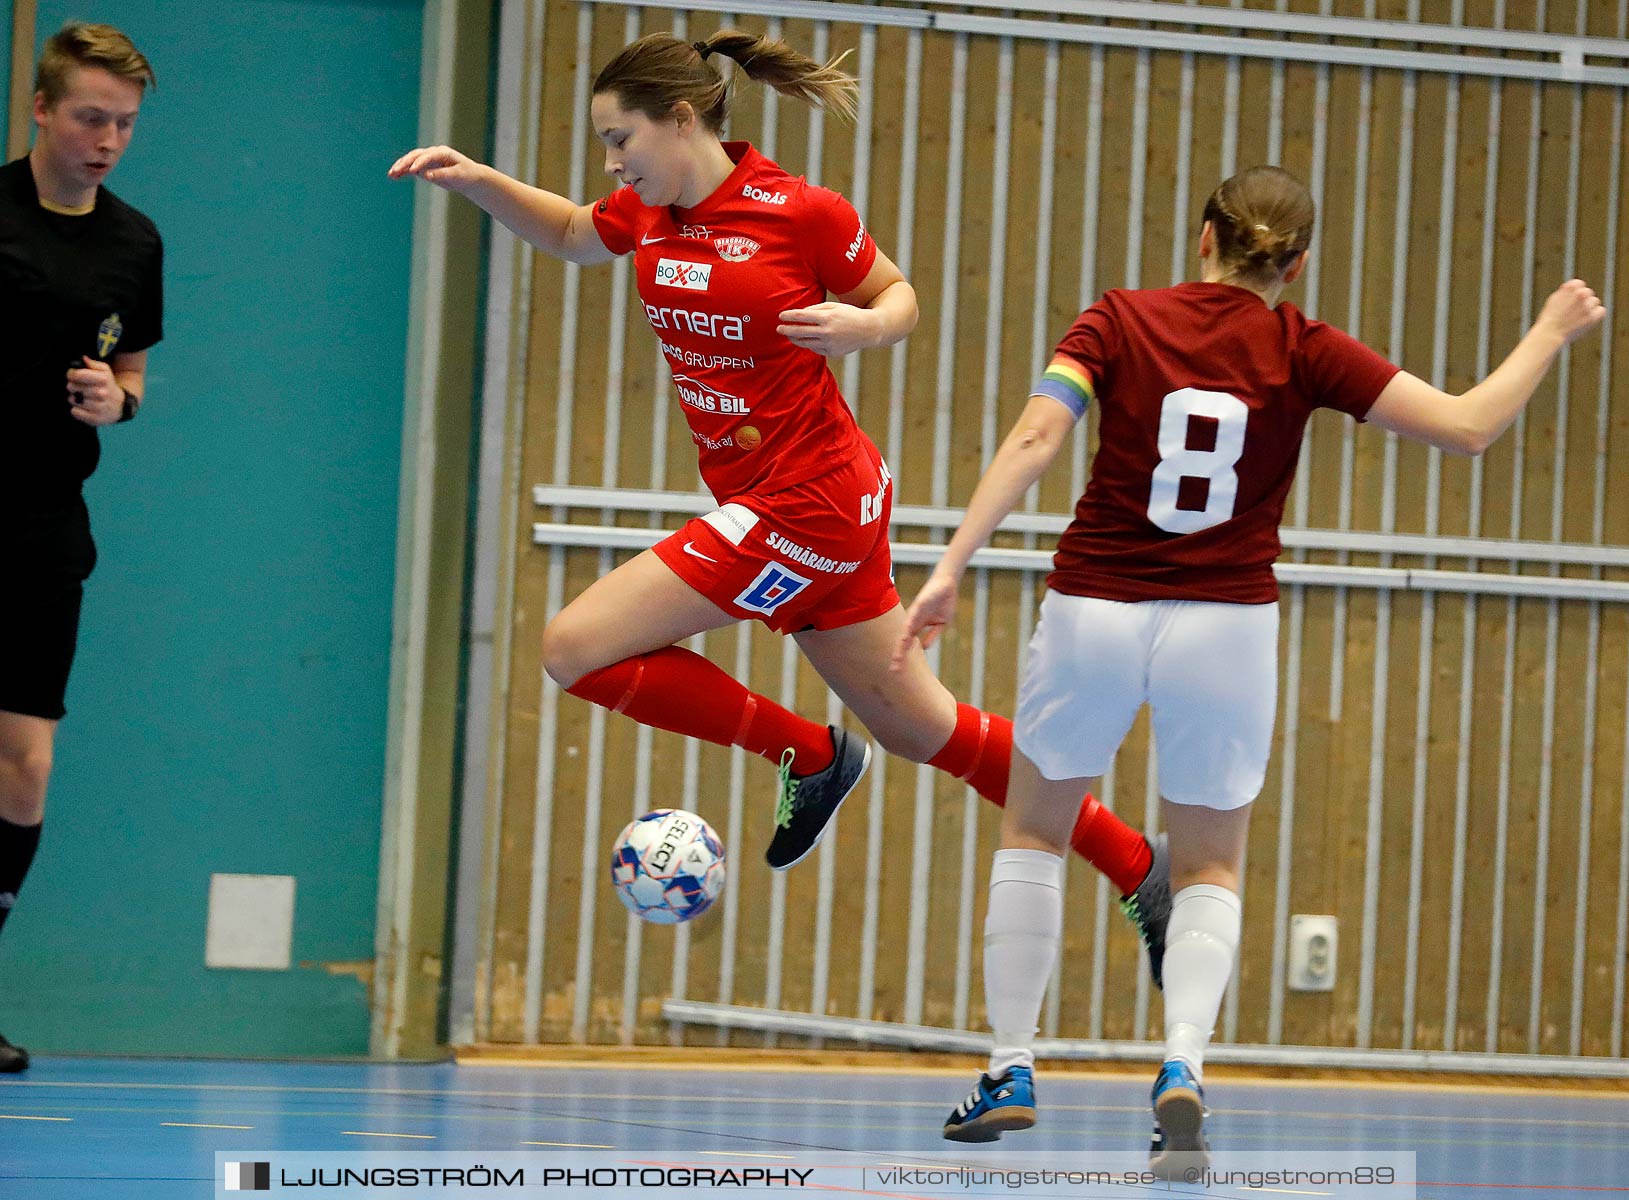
593,31,858,131
1202,166,1315,286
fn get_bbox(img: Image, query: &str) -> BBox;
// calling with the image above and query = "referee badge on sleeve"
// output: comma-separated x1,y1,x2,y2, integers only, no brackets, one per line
97,312,123,358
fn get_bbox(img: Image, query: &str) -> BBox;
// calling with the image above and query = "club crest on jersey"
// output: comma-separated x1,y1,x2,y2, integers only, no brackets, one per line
656,259,713,291
96,313,123,358
714,235,761,262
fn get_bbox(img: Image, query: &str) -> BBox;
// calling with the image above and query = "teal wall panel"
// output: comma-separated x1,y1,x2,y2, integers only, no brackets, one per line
1,0,11,133
6,1,423,1056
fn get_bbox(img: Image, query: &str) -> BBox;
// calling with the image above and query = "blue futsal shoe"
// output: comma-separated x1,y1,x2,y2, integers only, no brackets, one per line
942,1066,1036,1142
1148,1059,1210,1179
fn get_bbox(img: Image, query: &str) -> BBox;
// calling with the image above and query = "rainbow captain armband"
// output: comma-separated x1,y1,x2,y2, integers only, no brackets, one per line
1031,360,1095,419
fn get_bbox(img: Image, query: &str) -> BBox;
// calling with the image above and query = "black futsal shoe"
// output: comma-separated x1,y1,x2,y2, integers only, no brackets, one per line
0,1033,30,1073
1120,832,1171,990
765,726,872,870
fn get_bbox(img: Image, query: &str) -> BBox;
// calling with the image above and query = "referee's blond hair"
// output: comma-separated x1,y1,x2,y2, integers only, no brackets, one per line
35,22,155,107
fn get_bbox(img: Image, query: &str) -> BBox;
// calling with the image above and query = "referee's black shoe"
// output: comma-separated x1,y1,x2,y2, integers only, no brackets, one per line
0,1033,29,1073
765,727,872,871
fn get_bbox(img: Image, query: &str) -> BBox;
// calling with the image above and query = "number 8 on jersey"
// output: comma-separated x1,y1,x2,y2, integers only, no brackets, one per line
1147,388,1249,534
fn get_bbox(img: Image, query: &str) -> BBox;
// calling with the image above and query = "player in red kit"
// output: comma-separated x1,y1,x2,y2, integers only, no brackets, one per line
901,166,1605,1156
390,31,1168,966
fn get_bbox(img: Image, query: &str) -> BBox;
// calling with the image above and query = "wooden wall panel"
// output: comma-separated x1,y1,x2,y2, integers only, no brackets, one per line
485,0,1629,1062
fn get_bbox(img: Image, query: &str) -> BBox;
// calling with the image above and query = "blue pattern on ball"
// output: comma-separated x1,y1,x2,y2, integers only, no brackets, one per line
609,809,727,925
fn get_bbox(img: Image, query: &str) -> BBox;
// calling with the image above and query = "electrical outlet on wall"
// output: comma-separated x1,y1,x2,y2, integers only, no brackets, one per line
1288,914,1337,992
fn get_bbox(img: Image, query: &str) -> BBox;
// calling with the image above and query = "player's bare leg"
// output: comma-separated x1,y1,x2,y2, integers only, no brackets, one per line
797,603,1160,897
541,549,739,688
542,551,846,848
794,602,958,761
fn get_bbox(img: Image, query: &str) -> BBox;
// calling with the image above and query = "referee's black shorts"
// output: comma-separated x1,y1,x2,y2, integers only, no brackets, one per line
1,494,97,721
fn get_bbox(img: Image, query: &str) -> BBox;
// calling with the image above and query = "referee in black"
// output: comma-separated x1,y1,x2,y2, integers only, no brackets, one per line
0,23,161,1072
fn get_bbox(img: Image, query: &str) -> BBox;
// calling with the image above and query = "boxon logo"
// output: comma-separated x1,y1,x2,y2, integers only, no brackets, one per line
224,1161,271,1190
655,258,713,291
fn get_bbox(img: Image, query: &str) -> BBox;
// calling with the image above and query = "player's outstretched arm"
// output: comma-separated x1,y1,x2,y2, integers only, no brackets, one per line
388,145,615,266
1367,278,1605,455
893,379,1078,668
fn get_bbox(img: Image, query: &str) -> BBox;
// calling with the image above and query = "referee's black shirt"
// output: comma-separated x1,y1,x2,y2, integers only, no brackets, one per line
0,156,163,504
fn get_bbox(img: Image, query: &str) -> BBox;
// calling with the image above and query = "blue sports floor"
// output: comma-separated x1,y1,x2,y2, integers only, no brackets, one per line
1,1056,1625,1198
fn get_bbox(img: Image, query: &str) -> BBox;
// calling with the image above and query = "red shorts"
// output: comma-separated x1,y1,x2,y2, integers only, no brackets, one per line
654,446,898,634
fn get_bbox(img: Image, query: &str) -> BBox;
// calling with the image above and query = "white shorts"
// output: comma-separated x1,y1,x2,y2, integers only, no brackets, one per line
1012,591,1280,810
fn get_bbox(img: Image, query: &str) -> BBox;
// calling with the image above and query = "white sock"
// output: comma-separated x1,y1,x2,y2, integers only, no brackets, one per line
1161,883,1242,1084
983,848,1063,1078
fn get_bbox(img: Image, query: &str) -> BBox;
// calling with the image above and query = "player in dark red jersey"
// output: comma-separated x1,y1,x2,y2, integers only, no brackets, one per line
901,166,1604,1157
390,31,1169,950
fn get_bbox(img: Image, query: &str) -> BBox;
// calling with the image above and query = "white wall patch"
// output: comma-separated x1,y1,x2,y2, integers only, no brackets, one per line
205,873,296,970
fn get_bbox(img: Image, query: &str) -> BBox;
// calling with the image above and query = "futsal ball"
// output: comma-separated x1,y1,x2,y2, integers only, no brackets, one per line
610,809,726,924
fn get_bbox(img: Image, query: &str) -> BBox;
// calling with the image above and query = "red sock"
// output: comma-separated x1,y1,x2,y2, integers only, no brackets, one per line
566,647,835,774
1071,795,1152,897
927,702,1014,802
928,703,1152,895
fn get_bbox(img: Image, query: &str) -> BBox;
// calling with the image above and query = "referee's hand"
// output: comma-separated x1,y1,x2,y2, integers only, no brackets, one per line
66,356,125,426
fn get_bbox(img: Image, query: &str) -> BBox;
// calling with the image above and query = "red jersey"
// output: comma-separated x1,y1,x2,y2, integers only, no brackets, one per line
592,142,879,500
1049,282,1400,604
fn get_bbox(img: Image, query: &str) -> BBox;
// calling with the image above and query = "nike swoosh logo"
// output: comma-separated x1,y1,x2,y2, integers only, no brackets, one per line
683,542,717,562
641,233,667,245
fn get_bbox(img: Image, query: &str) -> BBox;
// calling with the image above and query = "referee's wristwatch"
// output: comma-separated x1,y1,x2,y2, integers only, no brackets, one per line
118,387,141,423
